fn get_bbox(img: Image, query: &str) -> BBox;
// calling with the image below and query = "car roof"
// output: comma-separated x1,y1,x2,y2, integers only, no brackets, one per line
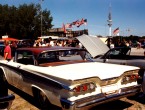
17,46,85,55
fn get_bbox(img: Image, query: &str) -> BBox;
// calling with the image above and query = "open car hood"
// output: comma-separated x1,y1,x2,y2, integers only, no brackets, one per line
76,34,109,58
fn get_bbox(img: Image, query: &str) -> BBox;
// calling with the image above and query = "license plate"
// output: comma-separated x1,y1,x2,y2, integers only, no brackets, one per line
102,85,118,95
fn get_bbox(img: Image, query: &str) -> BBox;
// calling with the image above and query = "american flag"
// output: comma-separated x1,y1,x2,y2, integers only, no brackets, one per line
77,18,87,27
65,23,72,28
72,20,80,26
113,27,119,35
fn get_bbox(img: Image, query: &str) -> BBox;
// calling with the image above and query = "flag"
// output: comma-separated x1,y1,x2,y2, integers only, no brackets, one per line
77,18,87,27
113,27,119,35
72,20,80,26
62,23,67,33
77,18,84,27
71,19,87,27
65,23,72,28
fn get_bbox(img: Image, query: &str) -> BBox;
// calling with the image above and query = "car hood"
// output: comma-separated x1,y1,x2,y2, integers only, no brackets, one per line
76,34,109,58
25,62,139,81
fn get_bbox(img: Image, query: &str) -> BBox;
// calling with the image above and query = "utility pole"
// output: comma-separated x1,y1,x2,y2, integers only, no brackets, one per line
107,4,112,37
40,0,43,37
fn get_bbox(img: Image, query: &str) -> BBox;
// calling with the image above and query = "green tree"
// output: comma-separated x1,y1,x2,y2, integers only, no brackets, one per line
0,3,53,39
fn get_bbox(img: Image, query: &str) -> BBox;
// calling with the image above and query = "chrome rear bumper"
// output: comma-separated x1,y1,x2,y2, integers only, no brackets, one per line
60,85,141,110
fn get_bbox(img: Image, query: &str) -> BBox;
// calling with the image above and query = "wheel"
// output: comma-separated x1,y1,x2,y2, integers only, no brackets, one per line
0,75,8,97
35,90,52,110
0,73,9,109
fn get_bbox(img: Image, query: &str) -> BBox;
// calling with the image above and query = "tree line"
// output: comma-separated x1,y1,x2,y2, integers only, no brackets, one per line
0,4,53,39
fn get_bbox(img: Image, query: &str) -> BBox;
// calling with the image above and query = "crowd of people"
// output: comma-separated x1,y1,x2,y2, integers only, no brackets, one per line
105,37,144,49
33,38,83,48
3,37,145,61
2,38,83,61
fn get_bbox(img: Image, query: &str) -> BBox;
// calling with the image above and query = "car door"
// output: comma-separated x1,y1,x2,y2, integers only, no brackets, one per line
4,61,24,89
6,50,34,90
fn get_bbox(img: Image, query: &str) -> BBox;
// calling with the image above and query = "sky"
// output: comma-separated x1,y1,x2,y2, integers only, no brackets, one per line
1,0,145,37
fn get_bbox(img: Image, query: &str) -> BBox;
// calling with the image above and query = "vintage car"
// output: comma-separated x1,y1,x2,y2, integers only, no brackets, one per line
94,47,145,68
0,74,15,110
0,46,142,110
76,35,145,68
77,34,145,81
90,46,145,75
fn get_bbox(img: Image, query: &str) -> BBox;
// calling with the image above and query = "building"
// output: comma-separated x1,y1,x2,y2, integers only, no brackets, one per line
48,28,88,38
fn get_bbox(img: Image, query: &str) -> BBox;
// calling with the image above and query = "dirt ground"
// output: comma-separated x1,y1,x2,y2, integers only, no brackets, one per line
9,89,39,110
9,88,145,110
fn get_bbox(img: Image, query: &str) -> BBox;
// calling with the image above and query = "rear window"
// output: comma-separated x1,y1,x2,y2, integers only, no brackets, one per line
37,50,87,64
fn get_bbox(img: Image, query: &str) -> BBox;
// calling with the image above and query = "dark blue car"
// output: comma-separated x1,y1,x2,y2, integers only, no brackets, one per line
0,40,5,56
0,73,15,109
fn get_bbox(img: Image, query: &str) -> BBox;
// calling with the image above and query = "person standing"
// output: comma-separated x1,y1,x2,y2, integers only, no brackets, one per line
105,37,111,48
4,40,12,61
11,41,17,57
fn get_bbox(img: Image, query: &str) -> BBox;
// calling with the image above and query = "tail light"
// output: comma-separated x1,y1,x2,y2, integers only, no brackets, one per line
121,74,140,84
72,82,96,93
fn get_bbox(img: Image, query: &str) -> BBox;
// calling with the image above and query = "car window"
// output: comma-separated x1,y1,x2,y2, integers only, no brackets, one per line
37,50,86,64
59,50,83,60
38,51,58,64
39,52,56,59
106,49,126,59
110,50,120,55
17,51,34,65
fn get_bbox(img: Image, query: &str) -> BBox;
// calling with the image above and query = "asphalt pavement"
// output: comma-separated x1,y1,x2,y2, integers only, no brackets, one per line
131,47,145,56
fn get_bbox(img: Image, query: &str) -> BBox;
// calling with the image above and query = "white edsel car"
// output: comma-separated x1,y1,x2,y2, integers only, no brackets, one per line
0,46,141,110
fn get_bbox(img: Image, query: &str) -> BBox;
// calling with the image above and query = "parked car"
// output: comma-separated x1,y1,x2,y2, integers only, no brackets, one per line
77,34,145,82
0,73,15,110
0,46,141,110
93,47,145,68
0,40,5,56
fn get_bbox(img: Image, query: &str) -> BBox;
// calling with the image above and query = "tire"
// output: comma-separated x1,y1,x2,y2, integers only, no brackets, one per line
0,74,8,97
34,89,52,110
0,72,9,109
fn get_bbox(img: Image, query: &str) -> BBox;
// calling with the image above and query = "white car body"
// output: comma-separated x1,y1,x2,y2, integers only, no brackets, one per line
0,47,141,110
